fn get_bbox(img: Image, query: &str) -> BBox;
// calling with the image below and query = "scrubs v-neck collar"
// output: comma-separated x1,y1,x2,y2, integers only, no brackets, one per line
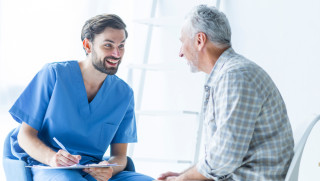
71,61,111,116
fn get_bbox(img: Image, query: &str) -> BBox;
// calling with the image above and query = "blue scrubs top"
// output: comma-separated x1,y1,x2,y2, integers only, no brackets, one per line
9,61,137,165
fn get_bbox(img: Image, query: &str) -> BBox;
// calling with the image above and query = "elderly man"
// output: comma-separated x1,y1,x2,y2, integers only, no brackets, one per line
158,5,294,181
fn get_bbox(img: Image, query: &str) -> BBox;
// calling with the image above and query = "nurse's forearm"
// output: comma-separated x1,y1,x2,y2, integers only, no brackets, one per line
107,155,127,175
18,122,56,165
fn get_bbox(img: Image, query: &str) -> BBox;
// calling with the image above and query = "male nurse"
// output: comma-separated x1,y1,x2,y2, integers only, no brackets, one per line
9,14,154,181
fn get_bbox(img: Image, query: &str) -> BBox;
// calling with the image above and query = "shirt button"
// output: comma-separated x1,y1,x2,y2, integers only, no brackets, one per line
204,85,210,91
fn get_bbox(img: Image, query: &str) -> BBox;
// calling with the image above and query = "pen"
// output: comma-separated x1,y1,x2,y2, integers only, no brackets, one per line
53,137,70,153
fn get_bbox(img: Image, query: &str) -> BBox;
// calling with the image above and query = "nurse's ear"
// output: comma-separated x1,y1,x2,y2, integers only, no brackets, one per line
83,38,92,55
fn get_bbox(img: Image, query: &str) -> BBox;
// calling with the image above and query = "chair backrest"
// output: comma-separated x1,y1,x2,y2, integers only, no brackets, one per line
3,129,16,159
285,115,320,181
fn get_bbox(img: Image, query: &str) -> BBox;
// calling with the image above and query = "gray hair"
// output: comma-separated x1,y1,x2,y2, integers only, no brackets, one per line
185,4,232,48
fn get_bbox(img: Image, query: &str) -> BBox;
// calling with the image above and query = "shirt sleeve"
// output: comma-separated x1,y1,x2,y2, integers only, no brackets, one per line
111,93,137,143
197,71,262,180
9,63,56,131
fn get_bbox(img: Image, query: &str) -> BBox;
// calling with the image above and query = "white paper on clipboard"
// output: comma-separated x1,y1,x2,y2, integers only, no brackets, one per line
26,163,121,169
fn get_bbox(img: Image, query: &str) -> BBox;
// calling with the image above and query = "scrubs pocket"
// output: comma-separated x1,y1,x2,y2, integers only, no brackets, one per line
97,123,118,152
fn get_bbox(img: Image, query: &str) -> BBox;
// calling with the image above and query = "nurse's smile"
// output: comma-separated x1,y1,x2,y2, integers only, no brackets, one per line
105,59,119,67
104,56,121,67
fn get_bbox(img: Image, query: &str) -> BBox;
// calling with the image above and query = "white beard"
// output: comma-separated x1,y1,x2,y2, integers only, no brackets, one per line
188,60,199,73
187,51,199,73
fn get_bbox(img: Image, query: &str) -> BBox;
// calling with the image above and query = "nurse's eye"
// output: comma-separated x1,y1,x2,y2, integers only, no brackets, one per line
118,44,125,49
105,44,113,48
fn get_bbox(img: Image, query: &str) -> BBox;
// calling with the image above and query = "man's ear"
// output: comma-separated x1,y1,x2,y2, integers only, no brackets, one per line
83,38,92,54
195,32,207,51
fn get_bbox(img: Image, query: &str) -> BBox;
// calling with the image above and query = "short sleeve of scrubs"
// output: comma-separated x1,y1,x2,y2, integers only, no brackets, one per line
9,64,56,130
111,95,137,143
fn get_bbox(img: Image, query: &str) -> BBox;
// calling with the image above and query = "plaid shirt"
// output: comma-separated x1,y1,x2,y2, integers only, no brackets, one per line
196,48,294,181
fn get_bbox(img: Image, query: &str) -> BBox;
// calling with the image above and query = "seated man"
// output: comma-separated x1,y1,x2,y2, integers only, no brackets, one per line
8,13,153,181
158,5,294,181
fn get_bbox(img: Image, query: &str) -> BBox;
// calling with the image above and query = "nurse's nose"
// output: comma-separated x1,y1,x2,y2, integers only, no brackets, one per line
112,47,121,58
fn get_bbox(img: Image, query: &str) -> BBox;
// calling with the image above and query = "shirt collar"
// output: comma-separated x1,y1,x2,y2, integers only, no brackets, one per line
205,47,235,86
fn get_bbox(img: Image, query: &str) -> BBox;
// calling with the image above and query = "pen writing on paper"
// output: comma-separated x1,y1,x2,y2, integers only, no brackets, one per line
53,137,69,153
53,137,81,166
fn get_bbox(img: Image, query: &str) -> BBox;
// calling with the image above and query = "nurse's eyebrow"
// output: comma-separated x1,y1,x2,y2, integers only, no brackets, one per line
103,39,126,43
104,39,114,43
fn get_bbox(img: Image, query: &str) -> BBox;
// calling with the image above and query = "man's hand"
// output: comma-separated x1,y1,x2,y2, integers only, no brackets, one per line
83,161,113,181
158,171,180,180
161,176,179,181
48,149,81,167
157,166,211,181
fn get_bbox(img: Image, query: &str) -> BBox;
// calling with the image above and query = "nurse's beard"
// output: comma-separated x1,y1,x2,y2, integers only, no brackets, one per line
92,56,121,75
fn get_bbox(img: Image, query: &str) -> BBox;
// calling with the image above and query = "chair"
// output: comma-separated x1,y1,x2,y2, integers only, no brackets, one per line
3,128,135,181
285,115,320,181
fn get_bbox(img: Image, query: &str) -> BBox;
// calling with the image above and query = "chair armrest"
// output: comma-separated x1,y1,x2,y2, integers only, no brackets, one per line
3,158,32,181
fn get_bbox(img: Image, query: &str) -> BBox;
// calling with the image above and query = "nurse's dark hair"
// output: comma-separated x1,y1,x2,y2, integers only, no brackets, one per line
81,14,128,43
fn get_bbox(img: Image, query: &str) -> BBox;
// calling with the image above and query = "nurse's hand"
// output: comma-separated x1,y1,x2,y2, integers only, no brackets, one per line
48,149,81,167
83,161,113,181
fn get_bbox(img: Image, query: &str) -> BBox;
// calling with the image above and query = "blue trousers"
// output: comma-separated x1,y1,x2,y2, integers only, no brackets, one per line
31,168,154,181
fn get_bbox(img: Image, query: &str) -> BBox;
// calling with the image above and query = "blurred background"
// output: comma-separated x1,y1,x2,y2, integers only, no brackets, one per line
1,0,320,180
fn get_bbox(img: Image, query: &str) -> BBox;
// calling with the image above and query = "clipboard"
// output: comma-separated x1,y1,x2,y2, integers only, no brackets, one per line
26,163,121,169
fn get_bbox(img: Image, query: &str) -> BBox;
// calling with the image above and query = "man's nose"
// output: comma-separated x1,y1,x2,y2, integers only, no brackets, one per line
179,47,184,58
112,48,120,58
